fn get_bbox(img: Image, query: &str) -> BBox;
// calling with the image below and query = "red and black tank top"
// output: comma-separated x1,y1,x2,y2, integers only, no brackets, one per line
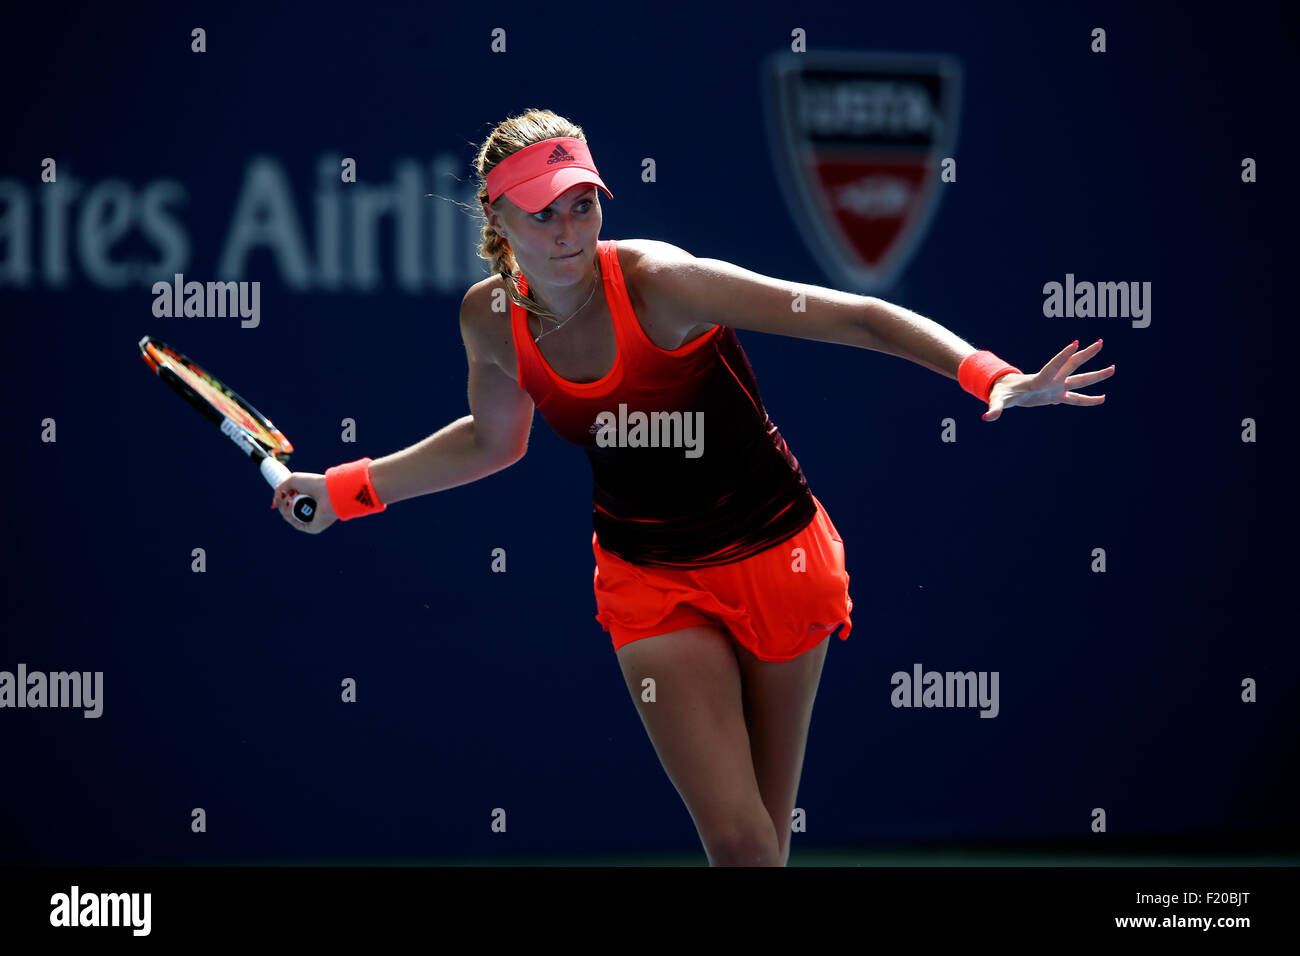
510,238,816,569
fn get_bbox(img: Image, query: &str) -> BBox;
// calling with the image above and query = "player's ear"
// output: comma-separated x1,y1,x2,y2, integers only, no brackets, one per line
482,201,507,238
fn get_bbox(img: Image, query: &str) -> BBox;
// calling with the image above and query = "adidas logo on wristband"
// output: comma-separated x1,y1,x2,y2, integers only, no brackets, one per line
327,457,387,519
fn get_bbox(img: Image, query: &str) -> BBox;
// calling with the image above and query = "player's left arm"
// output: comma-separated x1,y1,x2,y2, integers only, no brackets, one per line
634,240,1114,419
632,239,972,378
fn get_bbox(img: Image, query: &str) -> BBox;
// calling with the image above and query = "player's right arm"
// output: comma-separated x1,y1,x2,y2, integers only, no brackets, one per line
272,284,534,531
366,284,534,506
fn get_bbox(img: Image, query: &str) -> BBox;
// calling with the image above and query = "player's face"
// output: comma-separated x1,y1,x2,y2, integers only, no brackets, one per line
498,184,602,279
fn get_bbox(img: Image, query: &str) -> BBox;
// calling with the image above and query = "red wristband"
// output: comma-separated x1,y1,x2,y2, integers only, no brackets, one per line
325,457,387,520
958,350,1021,402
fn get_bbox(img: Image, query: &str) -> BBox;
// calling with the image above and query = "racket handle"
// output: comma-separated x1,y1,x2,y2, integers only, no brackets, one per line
260,456,317,523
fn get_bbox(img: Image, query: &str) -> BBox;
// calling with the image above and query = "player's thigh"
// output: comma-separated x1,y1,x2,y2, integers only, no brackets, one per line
615,624,770,840
733,635,830,835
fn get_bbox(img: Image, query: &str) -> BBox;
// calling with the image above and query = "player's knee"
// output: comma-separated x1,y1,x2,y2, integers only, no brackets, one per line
703,819,781,867
775,833,791,867
770,822,791,866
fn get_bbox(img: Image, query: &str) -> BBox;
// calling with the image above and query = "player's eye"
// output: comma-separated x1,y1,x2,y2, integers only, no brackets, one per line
534,199,594,223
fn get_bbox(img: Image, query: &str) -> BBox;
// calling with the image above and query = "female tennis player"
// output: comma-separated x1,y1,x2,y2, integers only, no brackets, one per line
271,109,1114,866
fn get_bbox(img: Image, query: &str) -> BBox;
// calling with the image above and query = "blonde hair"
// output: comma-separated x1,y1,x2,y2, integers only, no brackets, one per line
474,108,593,323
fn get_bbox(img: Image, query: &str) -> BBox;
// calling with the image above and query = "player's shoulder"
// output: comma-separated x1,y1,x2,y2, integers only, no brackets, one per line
614,238,697,277
459,274,513,370
461,272,517,339
613,239,699,317
462,272,505,316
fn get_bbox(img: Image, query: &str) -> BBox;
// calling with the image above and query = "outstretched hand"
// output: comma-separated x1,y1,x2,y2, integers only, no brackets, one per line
983,339,1115,422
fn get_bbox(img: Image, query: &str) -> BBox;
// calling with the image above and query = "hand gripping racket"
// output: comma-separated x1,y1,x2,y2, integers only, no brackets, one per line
138,335,317,523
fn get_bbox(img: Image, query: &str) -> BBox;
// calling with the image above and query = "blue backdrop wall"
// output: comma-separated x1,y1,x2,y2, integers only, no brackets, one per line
1,0,1293,863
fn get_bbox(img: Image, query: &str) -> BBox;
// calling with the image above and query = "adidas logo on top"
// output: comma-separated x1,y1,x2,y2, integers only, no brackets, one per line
547,144,574,165
354,486,375,508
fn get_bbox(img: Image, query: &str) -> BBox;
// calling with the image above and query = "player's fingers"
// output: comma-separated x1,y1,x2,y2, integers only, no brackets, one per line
1040,340,1079,378
1062,339,1103,376
1063,366,1114,389
1061,391,1106,405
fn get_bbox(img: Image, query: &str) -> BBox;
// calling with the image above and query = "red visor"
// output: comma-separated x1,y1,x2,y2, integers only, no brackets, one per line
486,136,613,213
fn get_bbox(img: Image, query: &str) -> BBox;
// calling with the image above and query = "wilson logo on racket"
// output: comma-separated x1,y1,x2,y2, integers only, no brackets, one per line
220,416,255,455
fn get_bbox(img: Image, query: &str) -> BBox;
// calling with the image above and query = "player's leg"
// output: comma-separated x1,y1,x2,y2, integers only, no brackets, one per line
615,624,782,866
731,634,831,866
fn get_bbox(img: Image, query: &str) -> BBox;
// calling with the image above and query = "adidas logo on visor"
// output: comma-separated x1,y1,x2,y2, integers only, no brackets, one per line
546,144,574,165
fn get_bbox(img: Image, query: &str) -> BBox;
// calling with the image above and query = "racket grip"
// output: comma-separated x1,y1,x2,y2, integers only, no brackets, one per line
260,456,317,523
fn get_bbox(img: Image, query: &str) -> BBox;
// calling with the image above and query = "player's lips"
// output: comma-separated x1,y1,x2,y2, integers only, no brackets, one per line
552,249,582,259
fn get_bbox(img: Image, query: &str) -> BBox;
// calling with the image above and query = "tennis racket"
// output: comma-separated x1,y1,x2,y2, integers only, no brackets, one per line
138,335,317,523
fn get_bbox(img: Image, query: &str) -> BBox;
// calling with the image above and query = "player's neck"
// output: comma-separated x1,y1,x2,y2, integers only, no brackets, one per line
524,265,602,320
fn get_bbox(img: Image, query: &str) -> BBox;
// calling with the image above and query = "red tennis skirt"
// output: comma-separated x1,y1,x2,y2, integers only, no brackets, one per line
592,493,853,662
